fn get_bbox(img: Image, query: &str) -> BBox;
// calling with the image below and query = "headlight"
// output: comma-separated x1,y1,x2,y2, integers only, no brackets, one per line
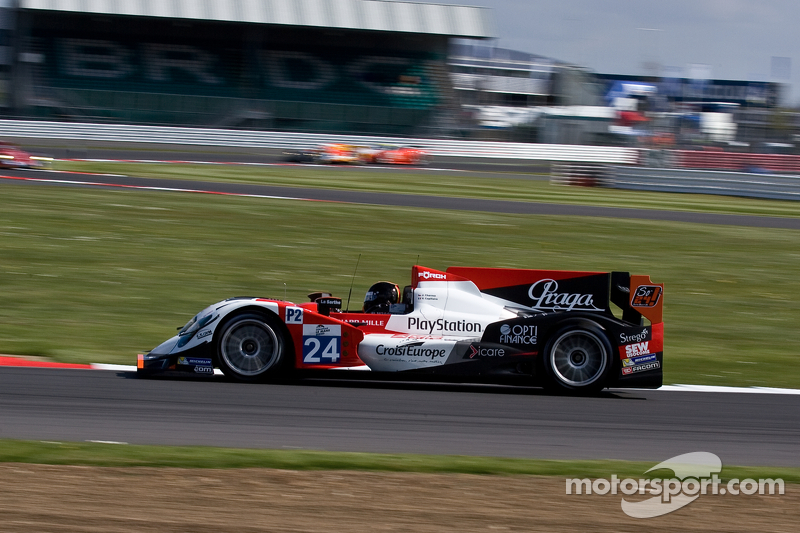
178,315,198,335
176,310,218,348
179,311,217,337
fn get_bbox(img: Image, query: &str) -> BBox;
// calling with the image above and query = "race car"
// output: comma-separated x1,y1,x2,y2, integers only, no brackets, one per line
316,143,360,164
373,145,426,165
0,141,53,169
138,265,664,393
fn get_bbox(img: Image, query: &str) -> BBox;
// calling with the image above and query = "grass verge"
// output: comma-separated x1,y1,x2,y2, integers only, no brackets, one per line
1,440,797,483
1,180,799,387
54,160,800,219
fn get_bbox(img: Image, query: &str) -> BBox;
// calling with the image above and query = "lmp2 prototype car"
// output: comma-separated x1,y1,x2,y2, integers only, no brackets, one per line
138,265,663,393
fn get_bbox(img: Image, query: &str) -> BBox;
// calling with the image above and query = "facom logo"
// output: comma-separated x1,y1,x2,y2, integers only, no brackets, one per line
621,361,660,375
418,271,447,280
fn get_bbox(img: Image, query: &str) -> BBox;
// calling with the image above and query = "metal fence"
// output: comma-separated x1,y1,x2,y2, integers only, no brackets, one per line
0,119,639,164
608,166,800,201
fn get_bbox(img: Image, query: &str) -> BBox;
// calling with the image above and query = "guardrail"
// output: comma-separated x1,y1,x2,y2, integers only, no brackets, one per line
674,150,800,174
0,119,639,164
608,166,800,201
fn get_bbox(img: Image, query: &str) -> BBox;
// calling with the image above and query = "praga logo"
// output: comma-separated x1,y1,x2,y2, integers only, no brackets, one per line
527,280,602,312
482,274,609,312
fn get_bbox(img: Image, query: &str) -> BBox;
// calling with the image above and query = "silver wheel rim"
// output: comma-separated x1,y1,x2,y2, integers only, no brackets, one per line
220,319,279,376
549,330,608,387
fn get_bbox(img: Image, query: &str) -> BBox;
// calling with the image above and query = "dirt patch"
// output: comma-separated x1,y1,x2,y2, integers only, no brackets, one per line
0,464,795,532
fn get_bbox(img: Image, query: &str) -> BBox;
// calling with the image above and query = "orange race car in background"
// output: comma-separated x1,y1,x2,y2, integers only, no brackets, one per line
317,143,360,164
285,143,428,166
369,144,427,165
0,141,53,169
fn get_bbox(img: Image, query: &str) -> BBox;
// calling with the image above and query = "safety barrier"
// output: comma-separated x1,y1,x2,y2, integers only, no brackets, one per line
608,166,800,201
0,119,639,164
674,150,800,174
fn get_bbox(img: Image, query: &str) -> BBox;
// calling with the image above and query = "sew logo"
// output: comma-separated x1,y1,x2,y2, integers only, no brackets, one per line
625,342,650,357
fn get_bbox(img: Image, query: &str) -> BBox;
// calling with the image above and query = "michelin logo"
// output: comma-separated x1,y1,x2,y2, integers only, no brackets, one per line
622,354,658,367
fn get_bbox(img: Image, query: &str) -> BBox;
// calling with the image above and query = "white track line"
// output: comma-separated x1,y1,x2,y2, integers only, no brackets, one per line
87,363,800,394
1,175,315,202
656,384,800,395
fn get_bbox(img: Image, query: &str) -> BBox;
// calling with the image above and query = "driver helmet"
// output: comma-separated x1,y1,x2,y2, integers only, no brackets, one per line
363,282,400,313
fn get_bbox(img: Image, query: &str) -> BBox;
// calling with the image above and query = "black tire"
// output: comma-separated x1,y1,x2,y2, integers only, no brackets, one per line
543,324,613,394
216,313,286,382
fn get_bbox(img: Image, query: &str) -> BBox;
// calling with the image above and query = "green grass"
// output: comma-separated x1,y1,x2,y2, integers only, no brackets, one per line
1,440,797,483
55,160,800,218
1,179,799,387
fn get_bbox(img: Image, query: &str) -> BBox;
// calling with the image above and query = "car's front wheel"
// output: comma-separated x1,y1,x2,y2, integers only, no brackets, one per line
543,324,613,394
216,313,286,382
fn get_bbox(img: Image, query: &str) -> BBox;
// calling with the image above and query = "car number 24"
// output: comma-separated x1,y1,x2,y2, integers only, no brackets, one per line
302,324,341,364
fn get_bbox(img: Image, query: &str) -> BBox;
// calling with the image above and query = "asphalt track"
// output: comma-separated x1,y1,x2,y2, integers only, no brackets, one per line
2,154,799,466
3,168,800,229
1,367,798,467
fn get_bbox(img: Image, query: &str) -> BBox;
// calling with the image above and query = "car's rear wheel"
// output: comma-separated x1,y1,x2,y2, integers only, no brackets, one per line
544,324,613,394
216,313,285,382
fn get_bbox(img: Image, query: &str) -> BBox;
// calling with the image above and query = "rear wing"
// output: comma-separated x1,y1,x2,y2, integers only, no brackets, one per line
611,272,663,325
443,266,662,326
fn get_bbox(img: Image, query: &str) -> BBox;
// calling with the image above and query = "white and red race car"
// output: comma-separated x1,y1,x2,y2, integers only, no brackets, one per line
138,265,664,393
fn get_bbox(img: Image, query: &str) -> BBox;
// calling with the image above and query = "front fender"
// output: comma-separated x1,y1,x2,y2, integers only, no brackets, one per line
151,298,282,357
